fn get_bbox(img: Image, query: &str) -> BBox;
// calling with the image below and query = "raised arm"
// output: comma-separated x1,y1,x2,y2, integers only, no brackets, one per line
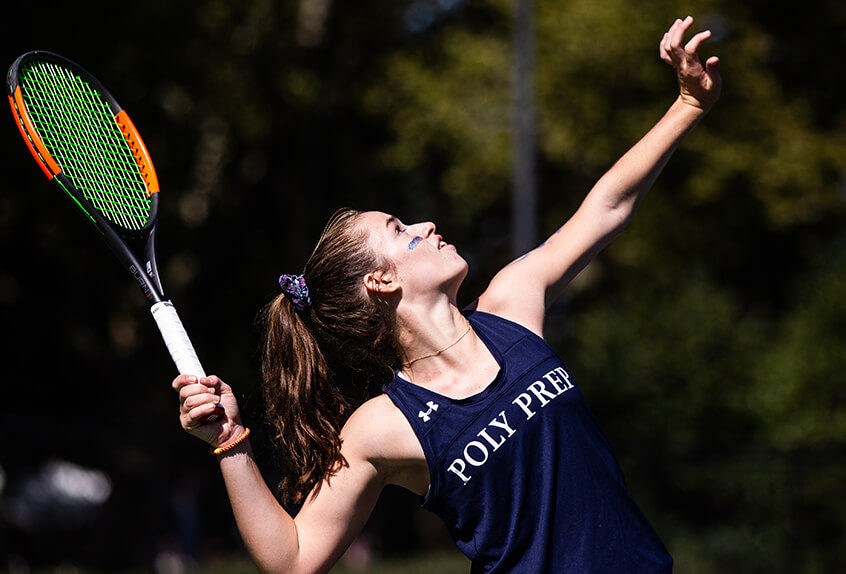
476,16,721,335
174,376,416,574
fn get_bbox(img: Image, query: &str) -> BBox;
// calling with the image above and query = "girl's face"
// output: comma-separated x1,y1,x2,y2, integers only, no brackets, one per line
357,211,468,300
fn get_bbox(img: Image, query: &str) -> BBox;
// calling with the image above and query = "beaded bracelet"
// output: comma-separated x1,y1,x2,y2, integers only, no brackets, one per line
211,427,251,456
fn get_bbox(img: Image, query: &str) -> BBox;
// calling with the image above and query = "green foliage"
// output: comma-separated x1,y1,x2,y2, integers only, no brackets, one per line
364,27,513,211
750,237,846,448
571,271,761,452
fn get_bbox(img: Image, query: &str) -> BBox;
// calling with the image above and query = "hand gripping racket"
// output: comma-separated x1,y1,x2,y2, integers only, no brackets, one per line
7,51,223,421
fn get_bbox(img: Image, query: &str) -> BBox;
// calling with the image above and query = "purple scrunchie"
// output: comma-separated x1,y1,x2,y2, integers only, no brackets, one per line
279,274,312,312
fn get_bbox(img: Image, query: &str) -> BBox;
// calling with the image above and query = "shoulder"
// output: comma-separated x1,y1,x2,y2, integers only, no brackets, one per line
465,289,545,339
342,393,407,447
341,394,428,493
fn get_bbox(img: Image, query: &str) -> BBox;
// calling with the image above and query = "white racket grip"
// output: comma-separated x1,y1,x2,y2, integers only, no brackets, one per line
151,301,206,379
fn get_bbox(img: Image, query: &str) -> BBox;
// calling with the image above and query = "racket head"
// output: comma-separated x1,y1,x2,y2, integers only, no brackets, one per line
7,51,160,237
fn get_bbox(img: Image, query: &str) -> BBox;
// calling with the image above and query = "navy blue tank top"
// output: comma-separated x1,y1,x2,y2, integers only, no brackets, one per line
383,310,672,573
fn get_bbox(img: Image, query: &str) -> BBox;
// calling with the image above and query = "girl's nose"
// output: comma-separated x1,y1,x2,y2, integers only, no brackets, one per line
419,221,436,237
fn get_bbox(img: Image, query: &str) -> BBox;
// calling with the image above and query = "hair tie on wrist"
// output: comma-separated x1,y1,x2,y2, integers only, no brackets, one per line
211,427,250,455
278,274,312,312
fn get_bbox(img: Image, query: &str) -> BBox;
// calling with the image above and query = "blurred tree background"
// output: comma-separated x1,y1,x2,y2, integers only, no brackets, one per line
1,0,844,572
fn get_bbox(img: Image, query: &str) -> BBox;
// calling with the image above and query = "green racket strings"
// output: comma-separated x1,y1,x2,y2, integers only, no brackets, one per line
19,60,152,231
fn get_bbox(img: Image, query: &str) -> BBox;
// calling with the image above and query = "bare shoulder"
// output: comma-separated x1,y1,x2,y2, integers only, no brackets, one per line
341,394,428,494
467,276,546,338
343,394,405,444
343,394,422,460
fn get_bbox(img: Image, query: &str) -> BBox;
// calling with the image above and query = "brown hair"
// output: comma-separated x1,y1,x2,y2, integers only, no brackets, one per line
260,208,401,504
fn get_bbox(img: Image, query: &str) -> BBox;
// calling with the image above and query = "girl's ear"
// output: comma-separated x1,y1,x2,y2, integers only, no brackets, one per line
364,270,400,294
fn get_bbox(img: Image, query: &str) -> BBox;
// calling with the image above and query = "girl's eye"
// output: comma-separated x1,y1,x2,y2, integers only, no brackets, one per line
396,226,405,235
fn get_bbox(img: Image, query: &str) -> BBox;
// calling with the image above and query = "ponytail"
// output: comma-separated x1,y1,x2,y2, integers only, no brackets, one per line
261,294,349,504
261,208,400,504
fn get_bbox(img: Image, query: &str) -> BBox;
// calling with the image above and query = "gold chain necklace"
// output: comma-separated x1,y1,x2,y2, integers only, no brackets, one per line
402,320,473,368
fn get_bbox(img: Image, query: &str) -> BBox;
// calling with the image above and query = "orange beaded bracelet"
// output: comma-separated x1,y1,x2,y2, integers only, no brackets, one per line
211,427,250,456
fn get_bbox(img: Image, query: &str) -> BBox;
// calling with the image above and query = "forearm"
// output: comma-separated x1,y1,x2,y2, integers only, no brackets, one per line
588,97,706,223
217,438,303,573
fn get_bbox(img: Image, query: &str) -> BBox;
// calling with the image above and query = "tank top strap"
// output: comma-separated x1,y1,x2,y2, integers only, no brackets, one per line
463,309,546,353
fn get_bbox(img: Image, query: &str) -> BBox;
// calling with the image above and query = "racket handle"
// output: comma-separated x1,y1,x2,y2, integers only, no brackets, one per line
151,300,224,423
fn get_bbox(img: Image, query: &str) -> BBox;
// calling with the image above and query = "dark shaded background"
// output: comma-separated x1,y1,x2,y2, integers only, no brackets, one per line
1,1,844,572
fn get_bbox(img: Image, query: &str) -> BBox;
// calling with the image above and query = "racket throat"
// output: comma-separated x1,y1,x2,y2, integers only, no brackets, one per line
143,227,166,297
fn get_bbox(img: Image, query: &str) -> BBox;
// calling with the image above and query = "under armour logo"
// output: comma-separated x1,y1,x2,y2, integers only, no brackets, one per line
418,401,439,422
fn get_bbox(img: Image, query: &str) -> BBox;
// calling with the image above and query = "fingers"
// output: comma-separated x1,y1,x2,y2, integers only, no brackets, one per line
659,33,671,63
172,374,219,392
685,30,711,54
659,17,690,58
668,16,692,49
659,19,686,64
181,400,223,430
177,378,223,430
172,373,197,391
660,16,712,63
706,55,721,73
705,56,722,89
174,375,224,416
182,388,221,412
177,378,214,404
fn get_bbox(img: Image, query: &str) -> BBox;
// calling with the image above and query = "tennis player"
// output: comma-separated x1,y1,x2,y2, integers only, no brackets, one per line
174,16,720,572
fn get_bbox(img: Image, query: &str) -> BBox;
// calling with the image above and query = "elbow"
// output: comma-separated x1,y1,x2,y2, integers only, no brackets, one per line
254,561,303,574
250,548,306,574
603,203,634,239
253,550,327,574
585,190,636,240
253,559,289,574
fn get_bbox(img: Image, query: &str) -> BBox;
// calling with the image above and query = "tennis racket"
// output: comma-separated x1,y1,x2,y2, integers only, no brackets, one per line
7,50,223,422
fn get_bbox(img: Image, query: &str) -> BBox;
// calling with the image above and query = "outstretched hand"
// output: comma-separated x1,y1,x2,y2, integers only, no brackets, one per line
660,16,721,112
